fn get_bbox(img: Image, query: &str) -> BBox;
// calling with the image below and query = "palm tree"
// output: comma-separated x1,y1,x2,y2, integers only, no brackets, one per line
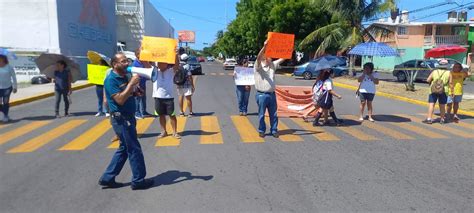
299,0,397,56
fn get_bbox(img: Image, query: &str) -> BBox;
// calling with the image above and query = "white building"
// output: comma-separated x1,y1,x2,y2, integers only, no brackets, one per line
0,0,173,82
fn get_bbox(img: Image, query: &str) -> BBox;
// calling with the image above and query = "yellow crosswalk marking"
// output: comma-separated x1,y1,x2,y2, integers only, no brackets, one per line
59,119,112,151
344,115,413,140
388,122,448,139
7,120,87,153
227,73,233,76
200,116,223,144
336,126,378,141
265,117,302,142
210,73,217,76
0,124,10,129
219,73,225,76
0,121,51,146
231,116,265,143
155,117,187,147
108,117,155,149
291,118,340,141
398,114,474,139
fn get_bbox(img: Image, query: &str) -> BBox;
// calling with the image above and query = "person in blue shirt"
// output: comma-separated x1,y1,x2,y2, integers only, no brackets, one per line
98,53,153,190
132,48,152,119
53,60,72,118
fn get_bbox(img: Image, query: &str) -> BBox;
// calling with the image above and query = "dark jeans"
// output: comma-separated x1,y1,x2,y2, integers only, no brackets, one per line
236,86,250,113
54,89,69,114
135,92,147,117
96,85,105,113
256,91,278,134
0,87,12,116
100,114,147,186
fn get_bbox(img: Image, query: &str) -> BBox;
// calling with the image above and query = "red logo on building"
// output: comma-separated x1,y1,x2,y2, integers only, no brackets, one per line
79,0,107,28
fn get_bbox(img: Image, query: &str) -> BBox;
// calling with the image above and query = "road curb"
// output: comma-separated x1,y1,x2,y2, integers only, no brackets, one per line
10,83,94,107
333,82,474,117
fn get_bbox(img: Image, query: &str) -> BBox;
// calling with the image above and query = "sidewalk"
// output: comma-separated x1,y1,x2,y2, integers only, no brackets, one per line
10,80,93,107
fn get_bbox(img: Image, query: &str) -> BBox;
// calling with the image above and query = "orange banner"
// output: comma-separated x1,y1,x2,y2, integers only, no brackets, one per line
275,86,317,118
140,36,178,64
265,32,295,59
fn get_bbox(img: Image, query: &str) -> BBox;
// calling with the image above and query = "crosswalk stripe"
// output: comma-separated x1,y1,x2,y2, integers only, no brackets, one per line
231,116,265,143
336,126,378,141
7,120,87,153
265,117,302,142
219,73,225,76
155,117,187,147
386,122,448,139
210,73,217,76
227,73,233,76
0,124,10,129
59,119,112,151
344,115,414,140
200,116,223,144
398,114,474,139
0,121,51,146
107,117,155,149
291,118,340,141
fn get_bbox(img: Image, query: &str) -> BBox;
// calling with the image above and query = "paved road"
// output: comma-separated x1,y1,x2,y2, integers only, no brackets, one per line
1,62,473,212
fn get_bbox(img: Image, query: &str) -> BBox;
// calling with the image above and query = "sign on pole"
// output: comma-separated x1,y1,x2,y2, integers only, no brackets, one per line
265,32,295,59
178,30,196,43
234,67,255,86
140,36,178,63
87,64,109,85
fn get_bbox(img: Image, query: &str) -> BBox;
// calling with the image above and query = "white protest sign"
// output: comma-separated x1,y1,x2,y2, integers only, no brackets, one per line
234,67,255,86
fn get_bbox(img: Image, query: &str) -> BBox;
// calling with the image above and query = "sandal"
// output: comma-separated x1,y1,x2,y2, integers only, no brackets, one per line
173,133,181,139
302,116,310,122
158,132,167,138
179,112,185,117
188,112,195,117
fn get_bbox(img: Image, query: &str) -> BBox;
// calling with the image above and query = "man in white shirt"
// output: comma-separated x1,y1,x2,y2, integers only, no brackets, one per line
254,40,285,138
153,54,181,139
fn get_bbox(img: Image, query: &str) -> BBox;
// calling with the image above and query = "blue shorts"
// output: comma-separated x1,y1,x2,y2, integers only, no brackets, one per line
447,95,463,104
428,93,447,104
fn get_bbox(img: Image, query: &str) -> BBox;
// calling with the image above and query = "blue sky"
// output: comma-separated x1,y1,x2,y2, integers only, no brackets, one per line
150,0,473,50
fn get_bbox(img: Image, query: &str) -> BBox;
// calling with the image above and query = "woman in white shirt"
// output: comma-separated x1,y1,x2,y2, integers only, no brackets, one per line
0,54,18,122
357,63,379,122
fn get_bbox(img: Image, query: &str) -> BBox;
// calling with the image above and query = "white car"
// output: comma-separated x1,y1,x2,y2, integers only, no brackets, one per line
117,42,137,63
223,59,237,70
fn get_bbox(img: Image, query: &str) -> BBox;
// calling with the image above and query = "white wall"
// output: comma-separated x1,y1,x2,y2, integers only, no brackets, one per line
143,0,174,38
0,0,60,52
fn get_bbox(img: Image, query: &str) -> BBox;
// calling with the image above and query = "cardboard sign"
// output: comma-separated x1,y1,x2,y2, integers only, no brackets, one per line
265,32,295,59
140,36,178,64
87,64,109,85
234,67,255,86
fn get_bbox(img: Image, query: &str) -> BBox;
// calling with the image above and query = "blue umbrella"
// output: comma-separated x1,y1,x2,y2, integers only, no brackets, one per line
306,55,346,72
0,48,17,60
348,42,398,57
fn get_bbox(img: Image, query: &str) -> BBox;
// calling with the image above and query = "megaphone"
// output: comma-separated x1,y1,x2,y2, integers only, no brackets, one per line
126,66,157,82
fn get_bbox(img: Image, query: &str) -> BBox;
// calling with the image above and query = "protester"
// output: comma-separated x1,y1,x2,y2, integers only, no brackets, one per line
423,59,451,124
234,59,251,116
0,54,17,122
94,59,109,117
177,53,195,117
153,52,181,139
132,48,152,119
311,69,343,126
254,40,285,138
99,53,153,190
357,62,379,122
447,62,472,122
53,60,72,118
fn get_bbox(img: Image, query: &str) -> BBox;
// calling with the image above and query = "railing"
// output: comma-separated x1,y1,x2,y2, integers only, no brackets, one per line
116,0,140,14
424,35,467,46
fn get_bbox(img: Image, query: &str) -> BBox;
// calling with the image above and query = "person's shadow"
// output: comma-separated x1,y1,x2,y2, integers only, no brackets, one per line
151,170,213,188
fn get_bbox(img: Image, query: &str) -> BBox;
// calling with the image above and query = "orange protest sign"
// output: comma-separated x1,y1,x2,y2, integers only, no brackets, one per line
265,32,295,59
140,36,178,64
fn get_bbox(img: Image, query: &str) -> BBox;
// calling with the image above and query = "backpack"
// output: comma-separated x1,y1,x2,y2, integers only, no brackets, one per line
173,64,188,85
431,70,447,94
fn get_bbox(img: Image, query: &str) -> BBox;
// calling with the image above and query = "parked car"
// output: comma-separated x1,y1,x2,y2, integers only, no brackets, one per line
197,56,206,63
31,75,51,84
393,59,439,82
206,56,215,62
188,56,202,75
293,57,349,80
223,59,237,70
435,58,469,70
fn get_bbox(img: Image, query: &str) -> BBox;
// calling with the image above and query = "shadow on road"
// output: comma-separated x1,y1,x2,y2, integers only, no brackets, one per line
151,170,213,188
181,130,218,137
374,115,412,123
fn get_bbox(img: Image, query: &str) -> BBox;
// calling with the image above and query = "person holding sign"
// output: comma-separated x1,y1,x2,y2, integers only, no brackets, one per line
254,39,286,138
233,59,252,116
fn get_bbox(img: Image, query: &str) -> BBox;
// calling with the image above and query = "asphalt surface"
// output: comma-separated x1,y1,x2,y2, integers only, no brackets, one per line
0,62,473,212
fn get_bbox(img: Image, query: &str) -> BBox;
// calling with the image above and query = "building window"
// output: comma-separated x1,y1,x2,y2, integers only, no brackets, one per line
398,27,407,35
397,49,406,56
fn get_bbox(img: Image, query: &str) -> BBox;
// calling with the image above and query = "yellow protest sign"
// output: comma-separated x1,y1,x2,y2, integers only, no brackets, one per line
87,64,109,85
140,36,178,64
265,32,295,59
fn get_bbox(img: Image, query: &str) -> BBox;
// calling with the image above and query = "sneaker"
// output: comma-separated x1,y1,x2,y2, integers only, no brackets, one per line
95,112,102,117
135,116,144,120
422,119,432,124
173,133,181,139
179,112,185,117
358,117,364,122
368,117,375,122
131,179,154,190
55,113,60,119
188,112,195,118
98,180,124,188
64,112,70,117
272,133,279,138
105,113,110,117
312,120,320,127
258,132,265,138
439,118,445,124
2,116,10,123
453,115,460,123
242,112,247,116
239,112,243,116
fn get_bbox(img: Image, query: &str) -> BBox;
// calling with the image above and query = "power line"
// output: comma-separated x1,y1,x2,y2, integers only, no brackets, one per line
156,6,226,26
411,2,474,22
